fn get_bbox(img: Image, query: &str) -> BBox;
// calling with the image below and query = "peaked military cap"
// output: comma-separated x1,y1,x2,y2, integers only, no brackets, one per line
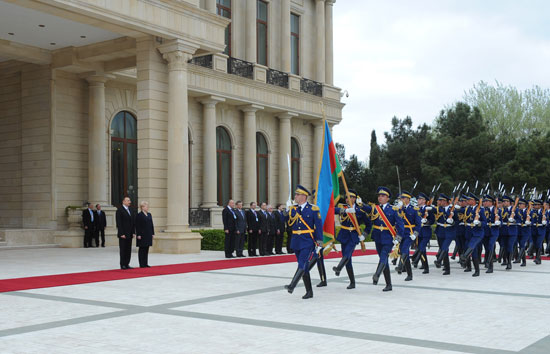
377,186,391,198
502,195,514,202
295,184,311,196
399,190,413,199
348,189,358,198
533,199,543,205
459,194,468,201
438,193,451,201
417,192,428,200
483,194,495,203
518,198,528,204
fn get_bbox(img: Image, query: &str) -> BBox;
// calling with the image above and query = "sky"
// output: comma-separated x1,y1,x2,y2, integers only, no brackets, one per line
331,0,550,162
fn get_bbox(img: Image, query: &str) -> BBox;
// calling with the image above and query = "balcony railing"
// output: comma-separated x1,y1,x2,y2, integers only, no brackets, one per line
300,77,323,97
227,57,254,79
188,54,213,69
266,68,289,88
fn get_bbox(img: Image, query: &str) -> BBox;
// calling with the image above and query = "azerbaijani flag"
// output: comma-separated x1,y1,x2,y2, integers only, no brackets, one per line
314,120,342,246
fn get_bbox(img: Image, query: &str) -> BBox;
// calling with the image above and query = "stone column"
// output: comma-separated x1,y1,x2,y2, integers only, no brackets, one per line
315,0,326,83
246,0,257,63
158,40,198,234
281,0,291,73
325,0,335,85
312,121,324,180
86,74,112,205
241,105,263,205
205,0,216,14
278,112,297,203
198,96,225,208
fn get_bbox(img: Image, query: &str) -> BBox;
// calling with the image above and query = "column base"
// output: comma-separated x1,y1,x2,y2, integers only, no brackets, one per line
55,229,84,248
152,231,203,254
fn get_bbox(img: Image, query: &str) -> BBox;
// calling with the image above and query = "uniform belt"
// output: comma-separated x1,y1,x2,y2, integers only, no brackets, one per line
437,223,451,228
293,230,314,235
340,225,355,231
535,224,545,227
459,222,465,225
373,225,389,231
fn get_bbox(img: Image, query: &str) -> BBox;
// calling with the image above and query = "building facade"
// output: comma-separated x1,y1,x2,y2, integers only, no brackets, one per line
0,0,343,253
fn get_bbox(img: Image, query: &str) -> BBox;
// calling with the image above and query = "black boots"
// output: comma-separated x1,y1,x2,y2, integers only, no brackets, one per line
411,249,420,268
395,256,404,274
346,266,355,289
472,257,480,277
421,251,429,274
404,258,413,281
372,262,386,285
333,257,349,276
514,247,523,264
519,248,527,267
442,254,450,275
309,256,327,287
506,252,512,270
460,247,475,264
302,272,313,299
434,250,445,268
382,265,392,291
534,248,542,265
285,268,305,294
485,250,494,273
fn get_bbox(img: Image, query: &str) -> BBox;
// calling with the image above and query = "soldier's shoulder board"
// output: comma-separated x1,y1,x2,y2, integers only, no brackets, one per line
392,206,400,211
311,205,320,211
413,206,420,211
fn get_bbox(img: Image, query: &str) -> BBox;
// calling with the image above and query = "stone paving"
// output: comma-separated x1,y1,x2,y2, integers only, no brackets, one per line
1,244,549,353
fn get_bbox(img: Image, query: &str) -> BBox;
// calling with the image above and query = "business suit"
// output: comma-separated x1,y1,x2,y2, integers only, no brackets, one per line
246,209,260,256
222,206,237,258
235,208,247,257
258,210,269,255
266,212,277,255
94,209,107,247
135,211,155,267
82,208,95,248
274,210,286,254
116,206,136,269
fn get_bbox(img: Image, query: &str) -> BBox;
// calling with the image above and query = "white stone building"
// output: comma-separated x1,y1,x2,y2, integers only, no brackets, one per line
0,0,343,253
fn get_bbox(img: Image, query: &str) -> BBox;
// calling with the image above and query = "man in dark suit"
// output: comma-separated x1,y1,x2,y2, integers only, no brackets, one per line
258,202,269,256
222,199,237,258
116,197,136,269
82,203,95,248
234,200,247,257
246,202,261,257
275,204,287,254
94,204,107,247
266,205,277,255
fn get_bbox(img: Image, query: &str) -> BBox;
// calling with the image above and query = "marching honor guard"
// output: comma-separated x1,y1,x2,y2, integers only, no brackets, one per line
460,193,487,277
284,185,323,299
413,192,434,274
333,189,370,289
452,195,468,261
370,187,404,292
482,195,501,273
515,199,531,267
531,199,545,265
433,194,458,275
501,196,520,270
395,191,421,281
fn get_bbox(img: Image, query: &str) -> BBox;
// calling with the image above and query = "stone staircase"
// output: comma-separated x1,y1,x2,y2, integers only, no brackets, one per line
0,229,59,250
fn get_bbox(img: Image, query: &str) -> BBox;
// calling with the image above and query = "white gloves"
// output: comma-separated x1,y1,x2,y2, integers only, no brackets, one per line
392,239,399,246
286,200,293,210
345,207,356,214
508,217,515,223
425,206,433,211
397,200,404,208
410,233,417,241
357,196,363,204
446,218,454,224
525,220,531,225
359,235,365,242
454,205,461,210
495,220,501,226
543,220,547,226
421,218,427,224
473,219,481,226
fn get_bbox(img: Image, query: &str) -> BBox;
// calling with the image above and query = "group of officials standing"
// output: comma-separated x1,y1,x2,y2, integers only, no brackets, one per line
222,200,291,258
283,184,549,300
82,203,107,248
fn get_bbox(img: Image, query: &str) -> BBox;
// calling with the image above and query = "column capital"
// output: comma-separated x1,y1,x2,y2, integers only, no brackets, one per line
198,95,226,107
277,112,298,120
84,73,115,86
158,39,199,70
326,0,336,4
240,104,264,113
312,119,325,127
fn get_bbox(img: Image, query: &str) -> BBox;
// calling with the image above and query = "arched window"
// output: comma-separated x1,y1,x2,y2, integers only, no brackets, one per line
216,126,232,206
291,138,300,194
111,111,137,207
256,132,269,203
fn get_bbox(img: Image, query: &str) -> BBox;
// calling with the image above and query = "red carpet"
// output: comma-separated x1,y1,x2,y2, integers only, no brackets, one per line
0,249,378,293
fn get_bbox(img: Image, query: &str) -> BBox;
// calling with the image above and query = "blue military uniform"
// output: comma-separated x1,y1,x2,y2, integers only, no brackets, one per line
433,194,458,275
530,200,545,265
481,195,500,273
500,196,520,270
452,195,468,261
395,190,421,281
413,192,435,274
369,187,404,292
515,200,531,267
333,189,370,289
459,193,487,277
284,185,323,299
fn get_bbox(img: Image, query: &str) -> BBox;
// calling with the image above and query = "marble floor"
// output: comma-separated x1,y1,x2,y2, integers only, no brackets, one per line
1,244,549,354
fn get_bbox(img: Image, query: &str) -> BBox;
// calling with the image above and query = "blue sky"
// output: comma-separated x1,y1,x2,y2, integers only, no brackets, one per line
332,0,550,161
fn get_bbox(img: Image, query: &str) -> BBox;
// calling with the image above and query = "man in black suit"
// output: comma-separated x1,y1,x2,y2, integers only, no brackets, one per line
274,204,287,254
234,200,247,257
82,203,95,248
222,199,237,258
258,202,269,256
246,202,260,257
94,204,107,247
266,205,277,255
116,197,136,269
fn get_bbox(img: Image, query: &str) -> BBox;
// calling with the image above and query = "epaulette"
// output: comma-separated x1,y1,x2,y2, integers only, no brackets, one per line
392,206,399,211
311,205,320,211
413,206,420,210
337,203,346,209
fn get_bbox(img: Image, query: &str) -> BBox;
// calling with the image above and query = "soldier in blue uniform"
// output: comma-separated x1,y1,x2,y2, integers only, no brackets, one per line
369,187,404,292
332,189,370,289
531,199,545,265
413,192,434,274
499,196,518,270
433,194,458,275
459,193,486,277
395,190,421,281
284,185,323,299
452,195,468,261
481,195,501,274
515,199,531,267
545,199,550,256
